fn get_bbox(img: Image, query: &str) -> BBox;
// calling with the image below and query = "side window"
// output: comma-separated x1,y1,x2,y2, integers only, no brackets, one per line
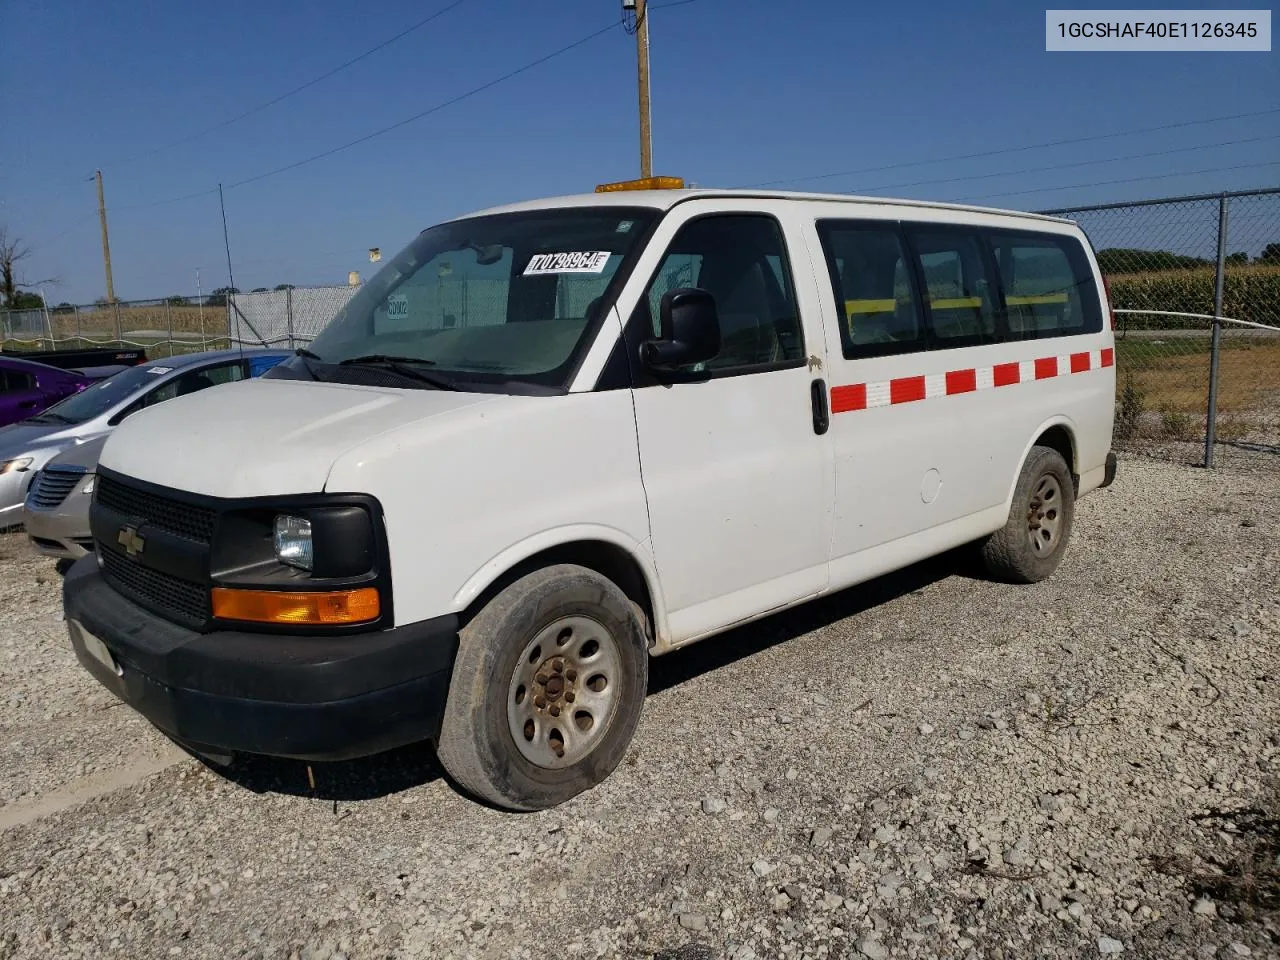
145,362,246,406
641,215,804,373
816,221,925,359
907,228,999,344
989,231,1103,339
0,370,36,392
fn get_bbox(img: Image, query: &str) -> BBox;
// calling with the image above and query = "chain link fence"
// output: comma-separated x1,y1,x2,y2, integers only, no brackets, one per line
1038,187,1280,467
0,285,364,358
1,296,234,357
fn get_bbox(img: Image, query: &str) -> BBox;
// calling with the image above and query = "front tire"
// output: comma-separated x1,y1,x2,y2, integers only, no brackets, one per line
435,563,649,811
980,445,1075,584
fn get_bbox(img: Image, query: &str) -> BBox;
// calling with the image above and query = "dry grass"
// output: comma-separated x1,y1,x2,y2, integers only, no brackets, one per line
40,304,227,338
1120,337,1280,416
1153,791,1280,925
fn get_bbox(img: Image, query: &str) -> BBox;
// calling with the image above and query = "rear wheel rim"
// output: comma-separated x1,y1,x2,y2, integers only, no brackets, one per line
507,615,622,769
1026,473,1064,557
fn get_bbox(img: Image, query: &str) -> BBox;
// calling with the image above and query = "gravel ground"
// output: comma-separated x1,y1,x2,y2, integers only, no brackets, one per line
1,453,1277,960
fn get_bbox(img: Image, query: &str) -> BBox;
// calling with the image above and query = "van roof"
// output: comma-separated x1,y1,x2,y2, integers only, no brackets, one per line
456,188,1076,226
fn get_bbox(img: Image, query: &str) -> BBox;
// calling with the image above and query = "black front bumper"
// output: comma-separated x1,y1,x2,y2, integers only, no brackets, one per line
63,556,459,762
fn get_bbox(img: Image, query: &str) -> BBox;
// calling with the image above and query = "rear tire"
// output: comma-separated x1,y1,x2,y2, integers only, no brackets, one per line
435,563,649,811
980,445,1075,584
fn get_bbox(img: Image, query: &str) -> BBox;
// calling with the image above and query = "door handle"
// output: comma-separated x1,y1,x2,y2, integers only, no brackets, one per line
810,378,829,436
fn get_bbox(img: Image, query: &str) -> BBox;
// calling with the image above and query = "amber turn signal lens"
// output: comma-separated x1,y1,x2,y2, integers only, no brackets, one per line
211,587,380,625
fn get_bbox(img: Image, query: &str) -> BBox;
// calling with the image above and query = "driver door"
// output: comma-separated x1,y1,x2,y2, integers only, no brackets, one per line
625,205,834,644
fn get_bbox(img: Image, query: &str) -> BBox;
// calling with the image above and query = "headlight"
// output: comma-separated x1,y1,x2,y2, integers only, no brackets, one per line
81,475,96,495
274,514,313,571
0,458,33,475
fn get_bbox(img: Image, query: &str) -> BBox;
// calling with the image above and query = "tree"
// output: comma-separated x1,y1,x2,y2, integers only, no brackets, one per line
206,286,240,307
0,227,32,308
1259,243,1280,265
166,295,190,306
274,283,295,291
251,287,268,293
8,291,42,310
1225,252,1249,266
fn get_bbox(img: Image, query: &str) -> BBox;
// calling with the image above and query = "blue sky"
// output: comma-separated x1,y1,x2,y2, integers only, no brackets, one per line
2,0,1277,303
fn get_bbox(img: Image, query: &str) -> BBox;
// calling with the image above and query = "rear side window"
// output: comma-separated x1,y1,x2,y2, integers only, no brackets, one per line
989,231,1103,339
0,370,36,392
907,228,999,345
816,221,925,359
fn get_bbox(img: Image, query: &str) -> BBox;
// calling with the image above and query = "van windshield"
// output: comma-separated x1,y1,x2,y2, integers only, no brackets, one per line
304,207,658,390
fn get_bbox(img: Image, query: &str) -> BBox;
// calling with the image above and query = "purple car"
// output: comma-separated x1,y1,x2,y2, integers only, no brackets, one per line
0,356,102,429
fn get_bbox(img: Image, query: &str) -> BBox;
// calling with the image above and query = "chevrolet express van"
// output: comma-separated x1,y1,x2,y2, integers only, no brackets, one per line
63,182,1116,811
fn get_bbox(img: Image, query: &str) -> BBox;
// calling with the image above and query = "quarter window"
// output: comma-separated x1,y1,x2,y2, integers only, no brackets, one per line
990,232,1103,339
816,221,925,358
641,215,804,372
0,370,35,392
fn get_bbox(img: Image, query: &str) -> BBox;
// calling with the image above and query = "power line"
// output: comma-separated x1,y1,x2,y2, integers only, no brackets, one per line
225,18,625,190
956,160,1280,204
743,107,1280,189
102,0,473,170
839,133,1280,197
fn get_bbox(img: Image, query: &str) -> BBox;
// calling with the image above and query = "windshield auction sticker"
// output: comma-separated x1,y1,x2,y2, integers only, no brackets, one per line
523,251,612,275
1046,10,1271,50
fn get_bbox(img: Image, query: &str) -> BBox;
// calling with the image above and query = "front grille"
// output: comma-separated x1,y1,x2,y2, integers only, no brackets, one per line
96,475,216,544
100,548,210,623
26,468,84,510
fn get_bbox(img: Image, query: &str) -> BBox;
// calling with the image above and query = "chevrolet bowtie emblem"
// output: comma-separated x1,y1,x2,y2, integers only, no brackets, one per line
117,525,145,558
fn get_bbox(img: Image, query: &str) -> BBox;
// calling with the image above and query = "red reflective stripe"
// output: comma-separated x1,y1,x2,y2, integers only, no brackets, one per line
1101,347,1114,367
945,368,977,394
993,362,1020,386
1034,357,1058,380
830,383,866,413
890,376,926,404
1070,352,1091,373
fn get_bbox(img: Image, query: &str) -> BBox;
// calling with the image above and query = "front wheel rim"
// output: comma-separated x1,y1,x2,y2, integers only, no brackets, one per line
507,615,622,769
1026,473,1064,557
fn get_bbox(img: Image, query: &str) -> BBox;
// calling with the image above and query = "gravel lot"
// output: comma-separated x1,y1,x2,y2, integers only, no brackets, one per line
1,454,1277,960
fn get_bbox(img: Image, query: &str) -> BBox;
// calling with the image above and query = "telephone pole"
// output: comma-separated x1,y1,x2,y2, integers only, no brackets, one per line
630,0,653,177
95,170,116,303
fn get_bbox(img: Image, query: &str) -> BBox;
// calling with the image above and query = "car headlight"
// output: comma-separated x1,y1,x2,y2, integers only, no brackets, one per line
274,514,313,571
0,458,33,475
81,474,96,495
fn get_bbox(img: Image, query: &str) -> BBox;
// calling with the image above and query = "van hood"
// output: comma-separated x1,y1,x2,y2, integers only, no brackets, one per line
97,378,502,498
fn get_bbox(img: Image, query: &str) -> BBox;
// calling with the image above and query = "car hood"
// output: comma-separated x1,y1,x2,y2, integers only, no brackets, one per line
0,421,103,464
45,433,108,471
98,377,503,498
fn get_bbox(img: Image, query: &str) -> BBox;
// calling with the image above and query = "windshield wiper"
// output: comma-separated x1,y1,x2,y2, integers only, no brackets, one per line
295,347,323,360
338,353,437,366
337,355,459,391
24,412,74,425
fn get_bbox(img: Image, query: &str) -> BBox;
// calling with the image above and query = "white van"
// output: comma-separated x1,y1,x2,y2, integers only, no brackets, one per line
63,181,1116,810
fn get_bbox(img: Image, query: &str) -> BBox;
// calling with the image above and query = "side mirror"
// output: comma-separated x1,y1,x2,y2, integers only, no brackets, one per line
641,288,721,368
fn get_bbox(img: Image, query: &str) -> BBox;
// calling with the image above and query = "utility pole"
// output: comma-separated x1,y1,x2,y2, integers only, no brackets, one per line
95,170,116,303
627,0,653,178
